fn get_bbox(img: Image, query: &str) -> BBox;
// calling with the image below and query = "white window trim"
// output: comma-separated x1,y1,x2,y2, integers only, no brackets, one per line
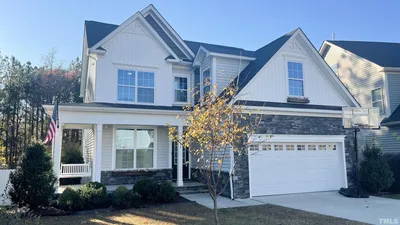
111,125,158,171
115,67,157,105
371,87,385,115
284,57,306,97
173,74,190,105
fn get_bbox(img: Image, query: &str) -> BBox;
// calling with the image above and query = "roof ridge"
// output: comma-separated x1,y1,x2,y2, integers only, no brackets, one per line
328,40,400,45
184,40,254,52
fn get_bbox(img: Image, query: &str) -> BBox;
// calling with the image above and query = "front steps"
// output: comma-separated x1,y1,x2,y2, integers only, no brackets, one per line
174,181,208,195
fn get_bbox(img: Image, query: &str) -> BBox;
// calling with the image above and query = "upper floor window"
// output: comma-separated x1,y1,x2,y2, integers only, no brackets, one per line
372,88,384,114
174,77,188,102
203,69,211,96
288,62,304,96
117,69,154,103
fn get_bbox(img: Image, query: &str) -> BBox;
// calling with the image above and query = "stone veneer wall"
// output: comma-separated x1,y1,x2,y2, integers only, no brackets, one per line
101,169,172,185
232,114,354,199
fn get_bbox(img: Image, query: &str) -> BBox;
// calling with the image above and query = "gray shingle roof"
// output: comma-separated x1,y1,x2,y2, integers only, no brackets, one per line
85,20,118,48
382,105,400,126
184,40,256,57
327,40,400,68
230,29,296,94
84,20,257,58
144,15,189,60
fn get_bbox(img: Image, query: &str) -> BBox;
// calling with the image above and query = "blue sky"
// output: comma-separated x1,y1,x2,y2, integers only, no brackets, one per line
0,0,398,66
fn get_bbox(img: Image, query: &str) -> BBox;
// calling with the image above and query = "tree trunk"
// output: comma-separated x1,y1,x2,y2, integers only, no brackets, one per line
213,194,219,225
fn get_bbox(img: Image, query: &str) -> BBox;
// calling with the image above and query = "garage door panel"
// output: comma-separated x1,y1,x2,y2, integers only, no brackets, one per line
249,140,346,197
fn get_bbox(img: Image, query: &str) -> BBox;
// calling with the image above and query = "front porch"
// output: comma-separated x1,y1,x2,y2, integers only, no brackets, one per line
43,103,190,192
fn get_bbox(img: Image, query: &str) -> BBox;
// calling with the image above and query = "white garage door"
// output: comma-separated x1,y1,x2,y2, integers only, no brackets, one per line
249,135,347,197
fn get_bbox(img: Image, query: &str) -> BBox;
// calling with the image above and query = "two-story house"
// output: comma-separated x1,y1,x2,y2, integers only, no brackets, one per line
44,4,359,199
320,40,400,153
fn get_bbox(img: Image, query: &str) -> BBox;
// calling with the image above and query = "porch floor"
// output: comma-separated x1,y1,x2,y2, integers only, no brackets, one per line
57,180,204,194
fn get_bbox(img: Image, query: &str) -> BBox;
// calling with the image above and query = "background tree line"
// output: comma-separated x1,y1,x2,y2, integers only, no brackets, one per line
0,50,82,168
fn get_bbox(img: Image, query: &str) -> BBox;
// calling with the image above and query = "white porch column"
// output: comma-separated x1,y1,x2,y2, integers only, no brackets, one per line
177,126,183,187
93,124,103,182
53,124,63,184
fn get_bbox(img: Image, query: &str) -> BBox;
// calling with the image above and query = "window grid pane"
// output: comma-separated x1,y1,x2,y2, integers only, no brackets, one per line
137,88,154,103
174,77,188,102
203,69,211,95
116,149,134,169
307,145,317,151
274,144,283,151
286,145,295,151
249,145,258,151
288,62,304,96
138,72,154,87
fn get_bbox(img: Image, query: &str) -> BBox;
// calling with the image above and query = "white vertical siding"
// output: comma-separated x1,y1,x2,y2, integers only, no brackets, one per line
172,64,191,75
237,39,346,106
101,125,113,171
215,57,251,94
82,128,95,168
387,73,400,113
157,126,170,168
85,57,96,103
95,18,175,106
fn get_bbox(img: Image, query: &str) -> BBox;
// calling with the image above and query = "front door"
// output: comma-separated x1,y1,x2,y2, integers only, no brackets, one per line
172,141,189,180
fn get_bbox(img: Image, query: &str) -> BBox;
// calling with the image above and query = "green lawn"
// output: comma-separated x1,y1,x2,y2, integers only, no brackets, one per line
382,194,400,200
40,202,367,225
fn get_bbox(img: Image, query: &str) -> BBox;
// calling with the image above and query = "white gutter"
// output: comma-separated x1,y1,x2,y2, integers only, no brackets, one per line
43,104,189,116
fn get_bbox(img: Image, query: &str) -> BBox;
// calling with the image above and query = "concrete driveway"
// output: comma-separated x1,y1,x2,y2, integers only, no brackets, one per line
252,191,400,225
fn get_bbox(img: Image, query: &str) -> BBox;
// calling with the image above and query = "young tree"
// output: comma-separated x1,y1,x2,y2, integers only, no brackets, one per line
169,83,261,225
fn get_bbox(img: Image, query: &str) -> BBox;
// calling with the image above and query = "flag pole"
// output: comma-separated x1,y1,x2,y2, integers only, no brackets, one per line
56,98,59,129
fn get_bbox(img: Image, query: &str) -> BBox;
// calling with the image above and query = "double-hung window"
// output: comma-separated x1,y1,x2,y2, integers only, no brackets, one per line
115,128,154,169
288,62,304,96
203,69,211,96
372,88,384,114
117,69,154,103
174,77,188,102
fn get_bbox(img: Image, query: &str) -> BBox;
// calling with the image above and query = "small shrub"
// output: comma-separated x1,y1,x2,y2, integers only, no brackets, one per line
385,153,400,192
79,182,107,209
132,178,159,202
130,191,141,208
112,186,131,209
157,181,176,202
8,143,57,210
0,207,40,225
59,187,82,211
360,145,394,193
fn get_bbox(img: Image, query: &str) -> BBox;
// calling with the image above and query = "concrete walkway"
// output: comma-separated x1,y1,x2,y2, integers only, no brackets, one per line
253,191,400,225
181,193,263,209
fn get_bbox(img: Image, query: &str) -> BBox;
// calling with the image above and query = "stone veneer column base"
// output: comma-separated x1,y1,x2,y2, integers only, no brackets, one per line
101,169,172,186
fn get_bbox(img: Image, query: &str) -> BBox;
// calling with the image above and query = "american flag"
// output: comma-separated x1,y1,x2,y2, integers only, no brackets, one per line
44,102,58,143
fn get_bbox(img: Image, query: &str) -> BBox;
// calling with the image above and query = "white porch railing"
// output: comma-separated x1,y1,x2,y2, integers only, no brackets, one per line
60,164,91,178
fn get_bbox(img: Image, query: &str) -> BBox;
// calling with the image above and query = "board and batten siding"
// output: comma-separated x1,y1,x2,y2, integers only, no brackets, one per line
157,126,170,168
237,38,346,106
82,128,95,168
387,73,400,114
101,125,113,171
172,64,191,75
101,125,171,171
215,57,251,94
322,43,385,111
94,18,175,106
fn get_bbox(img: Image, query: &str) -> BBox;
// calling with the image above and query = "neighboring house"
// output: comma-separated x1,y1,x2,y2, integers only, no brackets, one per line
43,4,359,199
320,40,400,153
